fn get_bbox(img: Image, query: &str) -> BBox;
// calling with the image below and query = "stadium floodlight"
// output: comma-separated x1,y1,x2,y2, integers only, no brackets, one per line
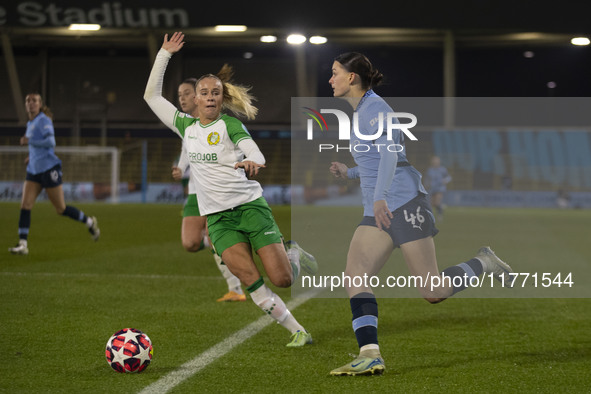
309,36,327,45
68,24,101,31
287,34,306,45
260,35,277,43
215,25,247,32
571,37,590,46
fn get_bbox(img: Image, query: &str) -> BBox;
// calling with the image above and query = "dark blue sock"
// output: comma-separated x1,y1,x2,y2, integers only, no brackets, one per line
62,205,87,224
441,258,483,295
350,292,378,348
18,209,31,240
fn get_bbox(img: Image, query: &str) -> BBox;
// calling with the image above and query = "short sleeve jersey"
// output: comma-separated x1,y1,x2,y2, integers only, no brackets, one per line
173,112,263,215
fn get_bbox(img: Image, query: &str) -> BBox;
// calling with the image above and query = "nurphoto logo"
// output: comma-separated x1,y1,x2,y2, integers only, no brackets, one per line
303,107,418,152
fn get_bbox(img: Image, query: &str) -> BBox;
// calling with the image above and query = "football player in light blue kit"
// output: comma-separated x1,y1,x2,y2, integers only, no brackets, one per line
425,155,452,219
8,93,100,255
327,53,513,376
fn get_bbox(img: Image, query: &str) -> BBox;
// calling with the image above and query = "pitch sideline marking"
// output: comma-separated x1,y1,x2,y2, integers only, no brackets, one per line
138,289,320,394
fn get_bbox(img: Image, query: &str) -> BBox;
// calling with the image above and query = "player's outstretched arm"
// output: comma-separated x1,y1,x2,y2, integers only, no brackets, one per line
144,32,186,132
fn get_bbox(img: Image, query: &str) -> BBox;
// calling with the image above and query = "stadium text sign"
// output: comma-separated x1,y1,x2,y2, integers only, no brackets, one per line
0,2,189,28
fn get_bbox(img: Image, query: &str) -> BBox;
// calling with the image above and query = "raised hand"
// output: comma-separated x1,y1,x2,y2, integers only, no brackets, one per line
162,31,185,54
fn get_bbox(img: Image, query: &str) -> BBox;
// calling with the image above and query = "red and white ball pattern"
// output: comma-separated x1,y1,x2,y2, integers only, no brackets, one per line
105,328,153,373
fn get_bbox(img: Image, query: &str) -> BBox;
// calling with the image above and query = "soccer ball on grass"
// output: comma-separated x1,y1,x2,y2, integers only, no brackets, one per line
105,328,153,373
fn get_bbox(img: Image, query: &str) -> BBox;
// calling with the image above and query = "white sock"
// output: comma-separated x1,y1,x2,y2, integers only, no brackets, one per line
85,217,93,228
250,283,305,334
203,235,211,249
360,344,381,357
213,254,243,294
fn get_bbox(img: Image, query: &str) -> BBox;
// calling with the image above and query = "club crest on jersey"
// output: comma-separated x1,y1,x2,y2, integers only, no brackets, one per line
207,131,220,145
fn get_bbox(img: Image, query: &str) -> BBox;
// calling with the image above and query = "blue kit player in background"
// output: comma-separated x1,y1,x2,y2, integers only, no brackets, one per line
8,93,100,255
424,155,452,219
328,53,514,376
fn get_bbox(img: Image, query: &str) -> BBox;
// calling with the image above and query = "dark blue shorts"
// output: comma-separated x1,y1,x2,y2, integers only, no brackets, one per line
358,193,439,248
26,164,63,189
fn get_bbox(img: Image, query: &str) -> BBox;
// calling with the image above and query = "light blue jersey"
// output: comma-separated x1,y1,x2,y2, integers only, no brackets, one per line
25,112,61,174
346,90,426,216
426,166,451,193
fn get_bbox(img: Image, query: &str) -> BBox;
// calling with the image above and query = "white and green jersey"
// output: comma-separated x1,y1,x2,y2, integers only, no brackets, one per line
144,48,264,215
172,112,263,215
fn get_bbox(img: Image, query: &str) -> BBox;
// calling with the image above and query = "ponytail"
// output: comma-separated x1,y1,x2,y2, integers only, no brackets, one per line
196,64,258,120
334,52,384,90
222,81,258,120
41,104,53,120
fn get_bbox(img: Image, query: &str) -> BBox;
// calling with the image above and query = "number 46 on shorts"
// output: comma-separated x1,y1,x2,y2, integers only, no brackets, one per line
404,206,424,230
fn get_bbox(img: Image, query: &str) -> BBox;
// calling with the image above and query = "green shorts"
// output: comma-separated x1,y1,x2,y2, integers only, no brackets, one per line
183,194,201,217
207,197,283,256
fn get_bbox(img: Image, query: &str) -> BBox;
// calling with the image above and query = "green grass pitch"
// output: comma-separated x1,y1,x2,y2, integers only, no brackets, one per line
1,202,590,393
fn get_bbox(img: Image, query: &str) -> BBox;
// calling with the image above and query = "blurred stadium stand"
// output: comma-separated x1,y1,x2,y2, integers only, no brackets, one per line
2,1,591,204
